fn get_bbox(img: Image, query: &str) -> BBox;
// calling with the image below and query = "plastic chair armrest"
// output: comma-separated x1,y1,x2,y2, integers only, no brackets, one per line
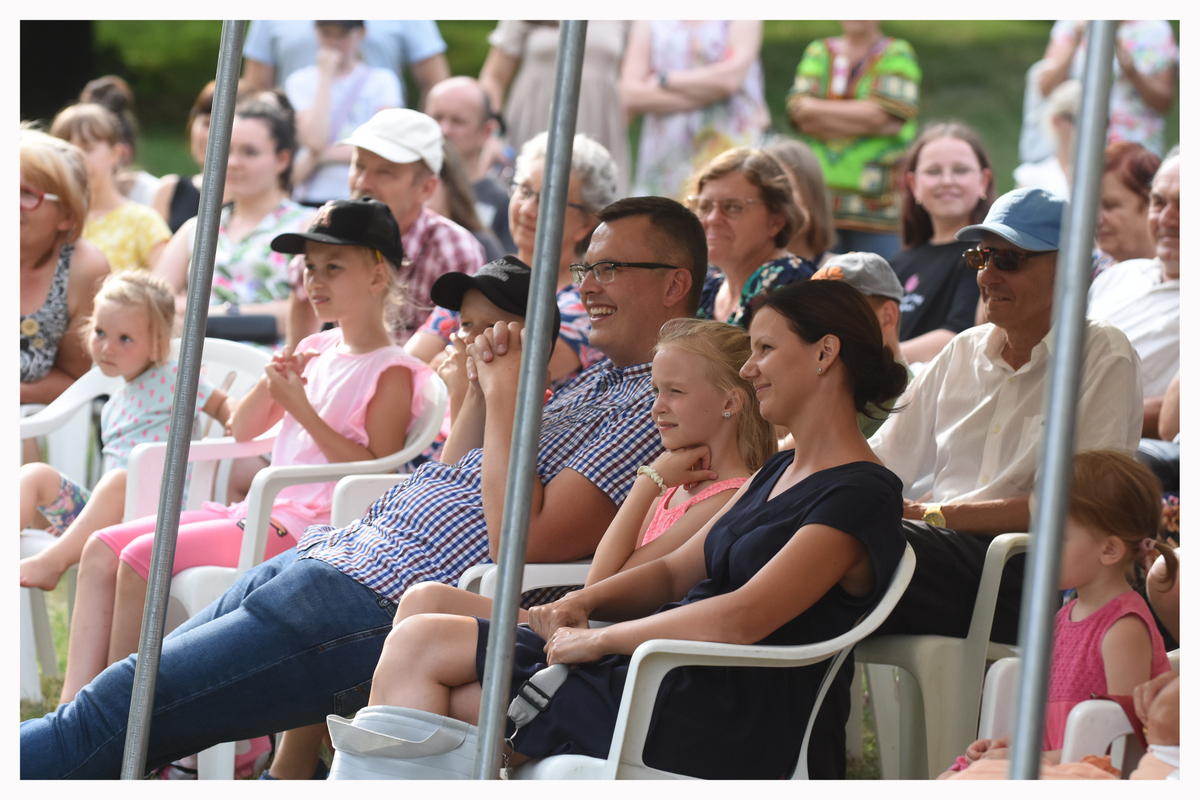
331,474,411,528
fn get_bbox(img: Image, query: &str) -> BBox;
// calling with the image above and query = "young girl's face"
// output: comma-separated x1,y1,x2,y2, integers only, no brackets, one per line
457,288,525,345
303,242,384,323
89,298,157,381
70,136,121,191
1058,516,1116,591
907,136,990,231
651,345,734,452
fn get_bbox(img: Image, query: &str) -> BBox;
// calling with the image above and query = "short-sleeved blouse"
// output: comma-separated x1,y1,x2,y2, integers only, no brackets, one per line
696,254,816,329
478,455,904,779
194,199,310,307
82,201,171,274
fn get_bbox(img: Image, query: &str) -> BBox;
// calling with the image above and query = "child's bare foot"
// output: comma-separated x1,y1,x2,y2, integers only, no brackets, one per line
19,550,67,591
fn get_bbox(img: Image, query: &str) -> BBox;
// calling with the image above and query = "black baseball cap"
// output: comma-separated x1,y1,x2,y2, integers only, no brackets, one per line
271,197,405,267
430,255,561,352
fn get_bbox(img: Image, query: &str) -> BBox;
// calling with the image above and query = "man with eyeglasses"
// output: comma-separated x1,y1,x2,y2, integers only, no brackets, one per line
21,196,707,779
866,188,1143,644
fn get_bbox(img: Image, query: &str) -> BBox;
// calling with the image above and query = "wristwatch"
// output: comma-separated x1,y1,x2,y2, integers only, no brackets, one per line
922,503,946,528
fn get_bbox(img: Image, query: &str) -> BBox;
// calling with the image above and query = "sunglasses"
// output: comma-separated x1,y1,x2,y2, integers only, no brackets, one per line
964,246,1035,272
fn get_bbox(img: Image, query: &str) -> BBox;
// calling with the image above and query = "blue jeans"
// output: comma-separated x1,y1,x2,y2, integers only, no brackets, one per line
20,549,397,779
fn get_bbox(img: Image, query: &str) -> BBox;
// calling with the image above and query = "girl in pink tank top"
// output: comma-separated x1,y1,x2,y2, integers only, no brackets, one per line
950,449,1177,771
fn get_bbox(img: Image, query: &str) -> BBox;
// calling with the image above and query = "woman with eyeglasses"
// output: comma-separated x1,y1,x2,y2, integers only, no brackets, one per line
889,122,996,365
20,125,111,406
408,131,617,389
689,147,814,329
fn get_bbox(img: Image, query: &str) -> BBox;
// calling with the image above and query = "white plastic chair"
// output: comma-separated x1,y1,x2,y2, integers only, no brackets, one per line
855,532,1028,778
977,654,1179,778
509,543,916,780
19,339,266,704
147,374,446,778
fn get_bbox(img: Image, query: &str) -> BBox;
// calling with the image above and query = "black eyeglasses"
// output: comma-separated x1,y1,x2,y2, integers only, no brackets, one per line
509,182,586,213
964,246,1035,272
568,260,677,284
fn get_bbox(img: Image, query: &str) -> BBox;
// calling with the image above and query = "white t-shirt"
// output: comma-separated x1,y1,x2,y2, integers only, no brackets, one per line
869,320,1142,504
285,63,402,202
1087,257,1179,398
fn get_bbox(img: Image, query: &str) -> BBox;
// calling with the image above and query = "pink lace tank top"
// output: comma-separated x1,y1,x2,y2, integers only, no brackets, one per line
640,478,747,547
1043,590,1170,750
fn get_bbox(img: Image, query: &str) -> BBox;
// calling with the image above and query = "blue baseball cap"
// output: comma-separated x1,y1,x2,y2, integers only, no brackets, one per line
955,188,1067,252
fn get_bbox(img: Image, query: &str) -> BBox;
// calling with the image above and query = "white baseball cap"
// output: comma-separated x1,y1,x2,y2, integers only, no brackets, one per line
339,109,444,174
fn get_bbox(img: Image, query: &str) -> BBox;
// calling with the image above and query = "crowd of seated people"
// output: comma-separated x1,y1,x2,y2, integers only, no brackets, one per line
18,19,1181,782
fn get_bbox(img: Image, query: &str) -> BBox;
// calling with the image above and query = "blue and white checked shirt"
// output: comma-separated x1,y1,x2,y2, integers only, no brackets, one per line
297,359,662,601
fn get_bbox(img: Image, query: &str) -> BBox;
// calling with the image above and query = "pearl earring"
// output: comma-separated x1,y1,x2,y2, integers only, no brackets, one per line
817,367,823,374
724,411,731,418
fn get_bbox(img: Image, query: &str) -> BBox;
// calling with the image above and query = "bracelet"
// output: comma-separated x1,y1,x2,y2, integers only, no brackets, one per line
637,465,666,495
658,71,668,89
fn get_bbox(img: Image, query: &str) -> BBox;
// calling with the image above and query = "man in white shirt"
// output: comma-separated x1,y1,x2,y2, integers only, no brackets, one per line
868,188,1143,642
1087,151,1179,437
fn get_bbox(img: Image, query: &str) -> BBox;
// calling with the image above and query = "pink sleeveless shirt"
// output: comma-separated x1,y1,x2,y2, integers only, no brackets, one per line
1044,590,1170,750
640,478,747,547
204,328,433,536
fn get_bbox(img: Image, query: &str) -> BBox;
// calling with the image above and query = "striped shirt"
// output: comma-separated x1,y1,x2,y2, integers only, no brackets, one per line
297,359,661,600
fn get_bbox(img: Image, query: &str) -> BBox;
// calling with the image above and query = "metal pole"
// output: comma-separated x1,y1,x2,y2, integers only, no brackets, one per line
472,20,587,780
1008,20,1116,780
120,20,245,779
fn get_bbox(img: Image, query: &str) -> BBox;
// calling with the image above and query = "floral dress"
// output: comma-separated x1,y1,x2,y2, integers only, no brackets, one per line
696,254,816,329
631,21,769,201
207,199,310,307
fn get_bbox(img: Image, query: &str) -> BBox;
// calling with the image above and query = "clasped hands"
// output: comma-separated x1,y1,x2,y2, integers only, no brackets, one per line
264,346,319,417
527,591,607,666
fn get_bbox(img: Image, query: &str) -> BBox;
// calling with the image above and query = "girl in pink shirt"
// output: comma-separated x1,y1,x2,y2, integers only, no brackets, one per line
60,199,432,727
947,449,1175,773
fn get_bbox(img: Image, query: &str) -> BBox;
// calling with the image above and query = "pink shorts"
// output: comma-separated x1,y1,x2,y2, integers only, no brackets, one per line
93,509,299,581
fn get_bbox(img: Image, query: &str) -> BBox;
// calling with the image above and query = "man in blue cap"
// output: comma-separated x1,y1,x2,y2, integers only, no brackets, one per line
867,188,1144,643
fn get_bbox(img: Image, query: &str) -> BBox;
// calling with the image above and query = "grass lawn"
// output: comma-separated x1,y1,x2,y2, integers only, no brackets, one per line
108,20,1177,197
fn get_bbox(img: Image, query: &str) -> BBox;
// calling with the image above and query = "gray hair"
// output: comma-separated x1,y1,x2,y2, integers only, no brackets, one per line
513,132,619,214
1043,79,1081,142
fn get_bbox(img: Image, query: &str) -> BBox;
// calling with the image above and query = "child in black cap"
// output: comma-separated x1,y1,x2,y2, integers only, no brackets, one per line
428,255,560,459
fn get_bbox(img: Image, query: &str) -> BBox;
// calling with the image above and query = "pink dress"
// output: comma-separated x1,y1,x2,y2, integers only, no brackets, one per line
640,478,747,547
95,328,433,579
1043,590,1170,750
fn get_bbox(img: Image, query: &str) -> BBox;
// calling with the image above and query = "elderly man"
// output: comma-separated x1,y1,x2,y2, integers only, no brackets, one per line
426,76,515,252
287,109,486,347
21,196,708,779
868,188,1143,642
1087,150,1179,437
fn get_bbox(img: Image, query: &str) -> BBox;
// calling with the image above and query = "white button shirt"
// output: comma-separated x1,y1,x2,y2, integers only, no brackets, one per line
869,320,1143,504
1087,257,1179,398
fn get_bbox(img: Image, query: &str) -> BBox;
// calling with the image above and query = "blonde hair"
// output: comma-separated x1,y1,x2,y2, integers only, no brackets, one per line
19,123,89,242
653,318,777,472
50,102,125,150
82,273,176,367
303,244,410,334
1068,449,1178,590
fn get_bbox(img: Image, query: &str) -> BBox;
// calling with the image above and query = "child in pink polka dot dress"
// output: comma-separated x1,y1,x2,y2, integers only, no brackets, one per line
20,273,231,592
